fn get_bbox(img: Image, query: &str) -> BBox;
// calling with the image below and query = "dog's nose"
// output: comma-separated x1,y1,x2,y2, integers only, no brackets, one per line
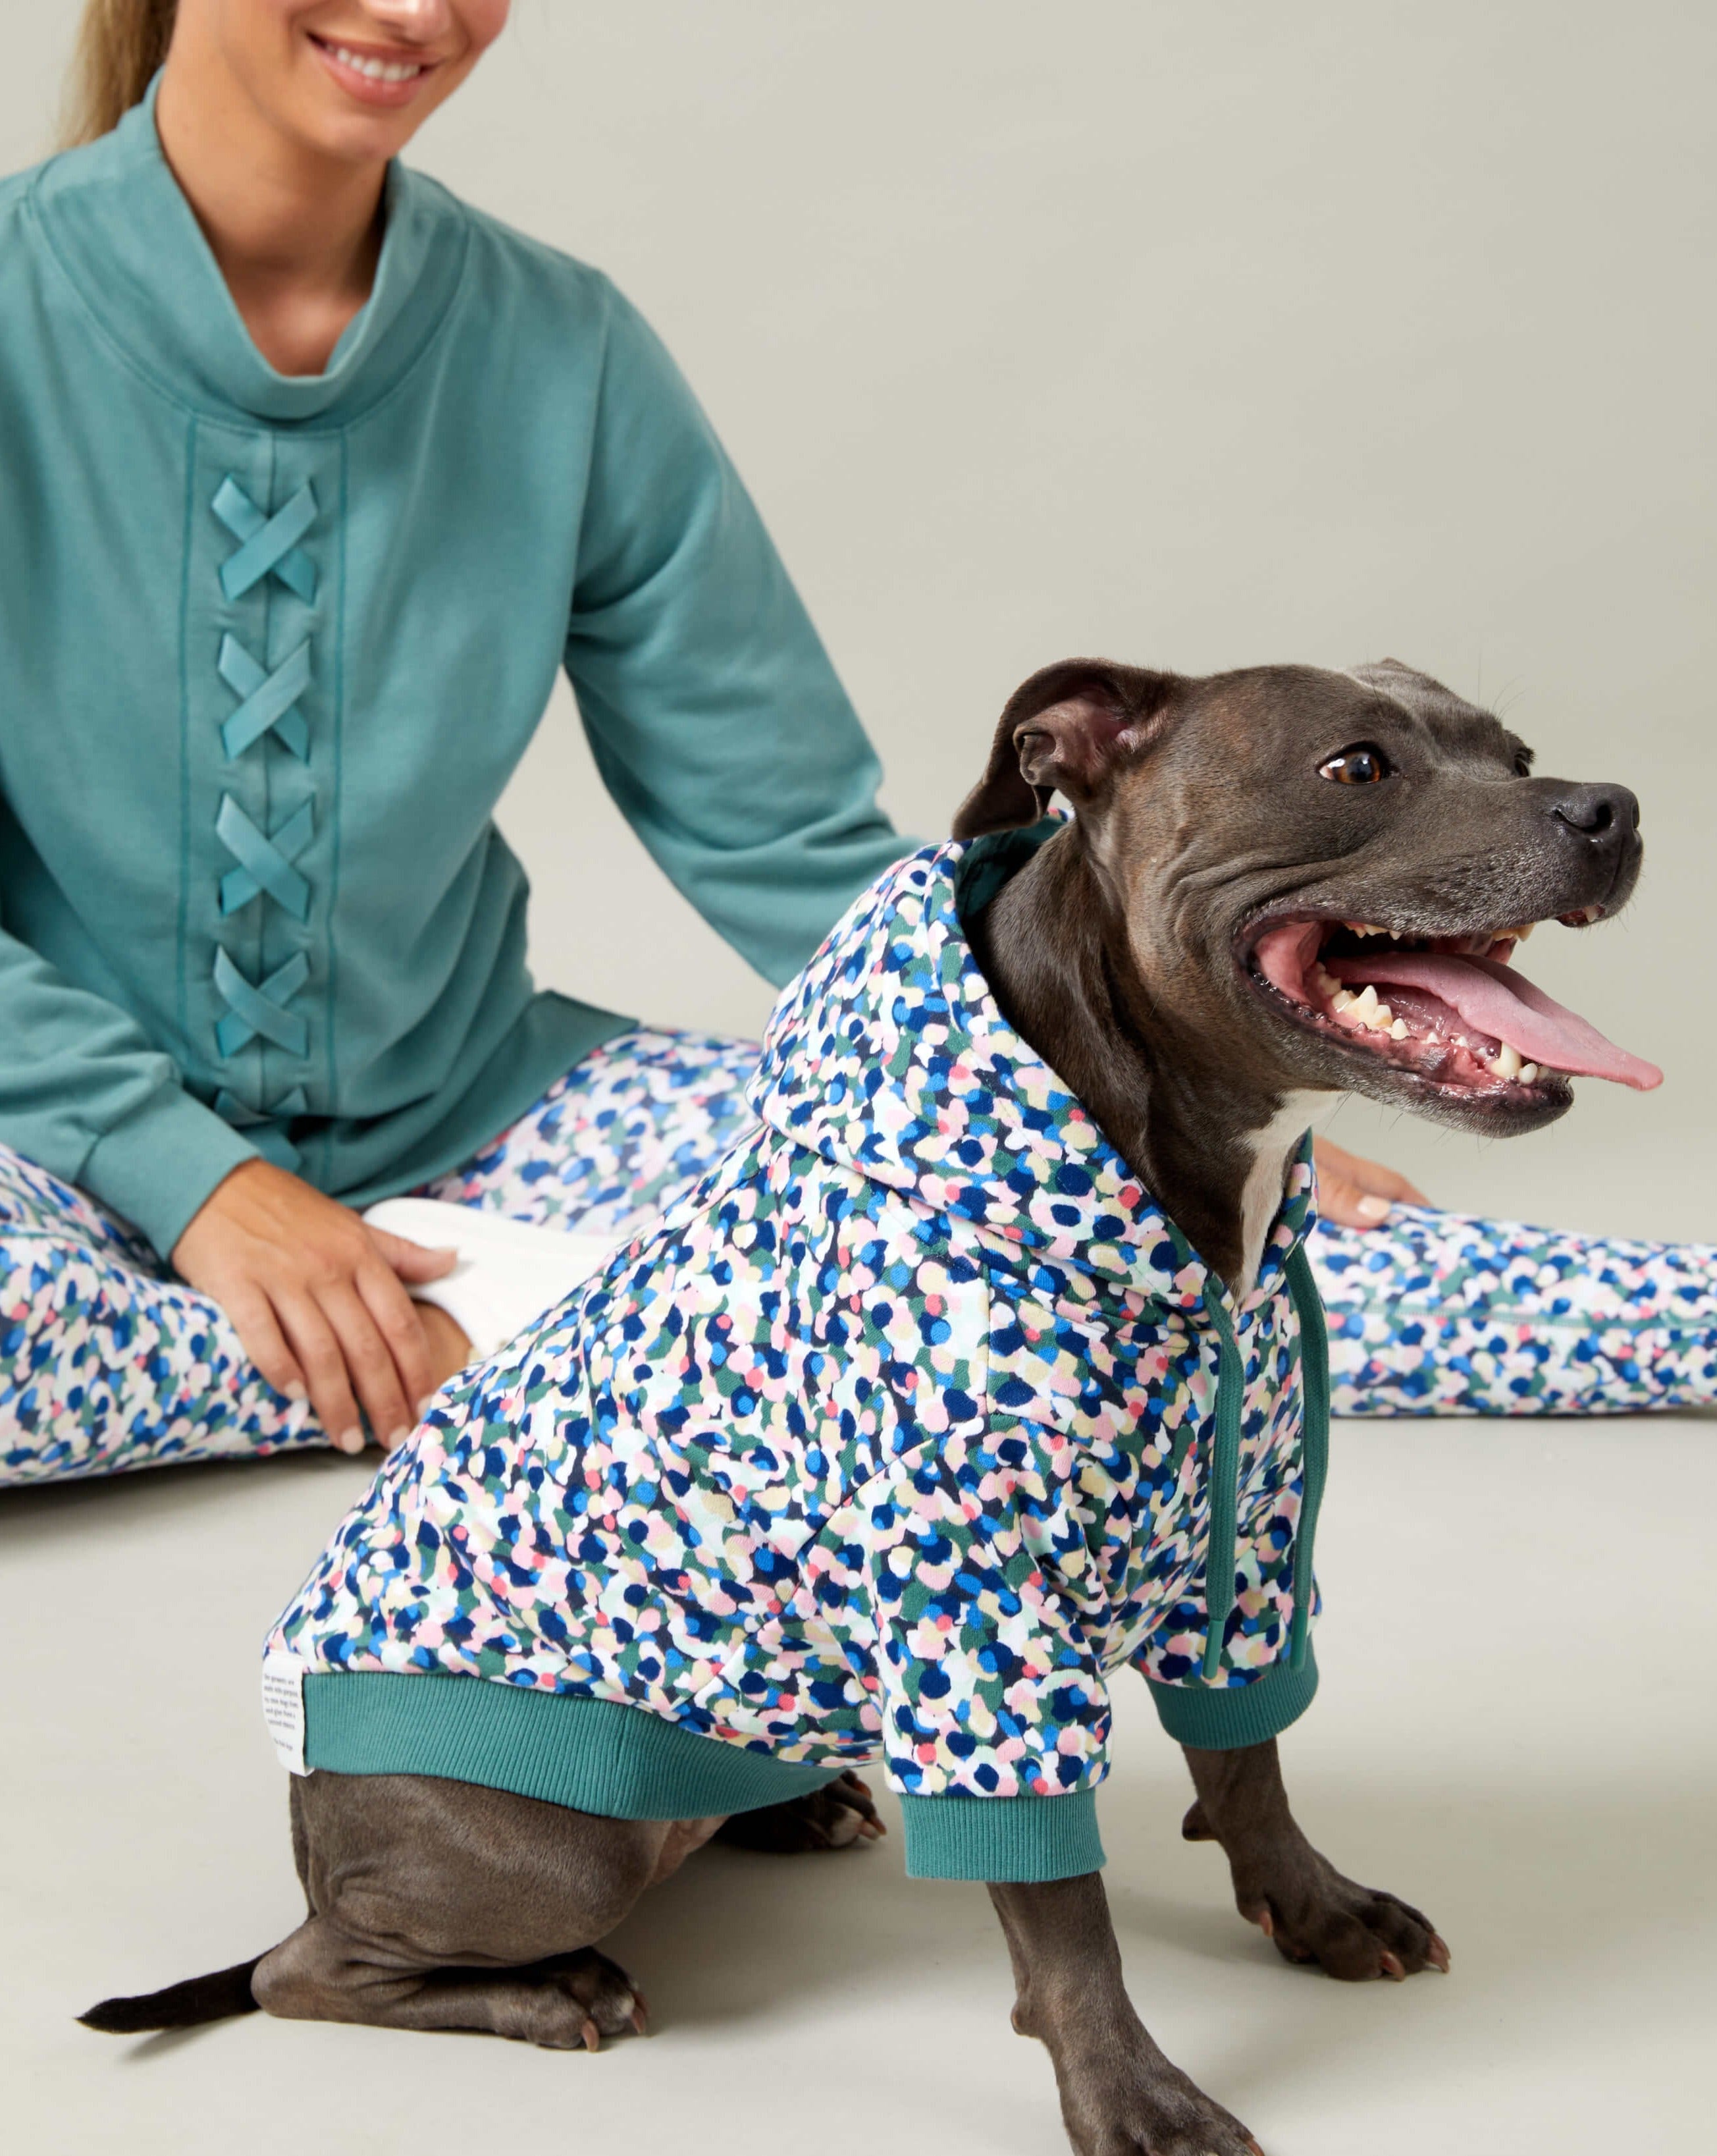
1551,782,1639,843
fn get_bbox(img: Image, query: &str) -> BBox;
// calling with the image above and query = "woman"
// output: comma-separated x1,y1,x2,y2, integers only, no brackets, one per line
1,0,1708,1487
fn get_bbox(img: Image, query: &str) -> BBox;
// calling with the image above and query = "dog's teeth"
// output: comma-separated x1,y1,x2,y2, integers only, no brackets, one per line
1389,1018,1409,1040
1363,1000,1394,1032
1331,988,1356,1012
1490,1044,1523,1081
1351,984,1380,1014
1512,921,1536,941
1518,1061,1540,1083
1312,966,1340,997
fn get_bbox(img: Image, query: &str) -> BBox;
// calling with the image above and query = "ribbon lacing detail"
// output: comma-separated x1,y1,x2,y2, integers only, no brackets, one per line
210,477,317,1128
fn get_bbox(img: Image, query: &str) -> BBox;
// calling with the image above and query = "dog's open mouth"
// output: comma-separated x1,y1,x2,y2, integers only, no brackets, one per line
1244,908,1663,1097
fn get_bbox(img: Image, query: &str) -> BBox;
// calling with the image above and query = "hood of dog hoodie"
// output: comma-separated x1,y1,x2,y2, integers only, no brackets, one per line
267,840,1331,1885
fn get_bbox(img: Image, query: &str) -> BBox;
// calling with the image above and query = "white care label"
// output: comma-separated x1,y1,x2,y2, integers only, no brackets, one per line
261,1652,311,1777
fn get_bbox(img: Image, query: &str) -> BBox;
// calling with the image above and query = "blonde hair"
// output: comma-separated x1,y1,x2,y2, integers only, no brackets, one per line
61,0,178,149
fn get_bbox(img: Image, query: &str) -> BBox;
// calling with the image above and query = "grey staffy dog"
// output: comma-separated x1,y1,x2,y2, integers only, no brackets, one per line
85,659,1658,2156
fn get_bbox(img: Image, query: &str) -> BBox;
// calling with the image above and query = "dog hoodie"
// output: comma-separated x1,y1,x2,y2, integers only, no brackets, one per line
266,838,1331,1884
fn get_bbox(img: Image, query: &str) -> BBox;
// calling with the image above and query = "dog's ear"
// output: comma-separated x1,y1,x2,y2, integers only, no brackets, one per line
952,660,1176,838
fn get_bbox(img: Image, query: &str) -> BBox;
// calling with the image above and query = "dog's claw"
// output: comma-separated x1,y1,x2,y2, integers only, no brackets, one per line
1379,1950,1406,1981
1427,1933,1452,1972
580,2014,602,2053
1256,1907,1274,1938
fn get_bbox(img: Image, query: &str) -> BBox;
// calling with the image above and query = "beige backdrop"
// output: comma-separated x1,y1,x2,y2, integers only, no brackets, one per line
3,1,1710,1234
3,18,1714,2156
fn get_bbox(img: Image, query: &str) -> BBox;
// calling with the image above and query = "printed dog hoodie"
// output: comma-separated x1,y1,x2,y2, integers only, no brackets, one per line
267,838,1331,1883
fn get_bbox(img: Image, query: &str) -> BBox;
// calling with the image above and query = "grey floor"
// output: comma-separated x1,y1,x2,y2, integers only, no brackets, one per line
3,1274,1713,2153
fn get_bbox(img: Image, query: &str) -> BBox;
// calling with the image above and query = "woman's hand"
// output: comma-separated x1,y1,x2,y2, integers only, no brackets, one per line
1311,1136,1431,1228
172,1160,465,1455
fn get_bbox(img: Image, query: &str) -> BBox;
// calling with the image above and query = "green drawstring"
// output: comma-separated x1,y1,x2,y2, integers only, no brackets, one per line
1198,1289,1244,1681
1284,1243,1330,1673
1198,1243,1331,1682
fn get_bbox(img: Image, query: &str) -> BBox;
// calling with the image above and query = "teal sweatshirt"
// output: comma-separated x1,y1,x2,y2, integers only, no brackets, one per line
0,83,905,1258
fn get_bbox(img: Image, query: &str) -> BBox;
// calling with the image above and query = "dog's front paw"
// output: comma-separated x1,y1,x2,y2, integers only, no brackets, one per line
1228,1841,1450,1982
1057,2048,1263,2156
714,1771,885,1854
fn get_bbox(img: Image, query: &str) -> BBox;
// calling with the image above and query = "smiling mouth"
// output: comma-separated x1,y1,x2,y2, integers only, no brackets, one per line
308,34,440,92
1242,909,1663,1099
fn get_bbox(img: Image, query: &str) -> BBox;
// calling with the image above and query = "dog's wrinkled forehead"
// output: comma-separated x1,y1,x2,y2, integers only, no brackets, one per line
1336,660,1527,770
1162,660,1524,790
951,657,1525,844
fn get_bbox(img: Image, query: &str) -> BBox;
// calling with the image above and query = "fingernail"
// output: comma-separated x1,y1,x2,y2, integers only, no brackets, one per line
386,1426,411,1451
286,1382,309,1403
1357,1195,1390,1222
336,1426,365,1455
416,1395,438,1419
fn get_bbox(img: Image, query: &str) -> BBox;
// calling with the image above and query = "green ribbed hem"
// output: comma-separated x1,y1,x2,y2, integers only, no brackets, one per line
1148,1644,1320,1752
304,1673,849,1818
898,1788,1104,1882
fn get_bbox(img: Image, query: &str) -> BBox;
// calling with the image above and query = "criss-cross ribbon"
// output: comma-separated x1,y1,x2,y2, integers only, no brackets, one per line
217,795,313,920
211,477,319,1123
213,949,310,1060
218,633,311,760
213,476,318,603
214,1085,307,1126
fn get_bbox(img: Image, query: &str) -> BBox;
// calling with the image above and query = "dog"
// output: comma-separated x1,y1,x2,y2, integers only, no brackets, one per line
85,659,1658,2156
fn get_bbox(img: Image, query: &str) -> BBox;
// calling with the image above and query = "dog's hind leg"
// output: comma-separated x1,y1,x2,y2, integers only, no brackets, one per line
1180,1737,1451,1981
247,1771,674,2047
712,1771,885,1853
253,1920,643,2048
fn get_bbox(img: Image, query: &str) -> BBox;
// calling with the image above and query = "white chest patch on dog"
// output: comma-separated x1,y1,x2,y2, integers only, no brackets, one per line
261,1652,311,1777
1236,1091,1340,1298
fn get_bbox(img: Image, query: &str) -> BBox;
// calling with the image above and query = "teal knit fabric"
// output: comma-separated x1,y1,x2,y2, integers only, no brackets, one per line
0,82,904,1256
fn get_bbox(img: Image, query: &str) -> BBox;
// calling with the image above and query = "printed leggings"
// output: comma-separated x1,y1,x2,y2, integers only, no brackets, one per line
2,1029,1712,1488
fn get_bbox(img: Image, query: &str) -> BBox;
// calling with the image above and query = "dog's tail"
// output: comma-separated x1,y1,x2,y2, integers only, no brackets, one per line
80,1956,264,2034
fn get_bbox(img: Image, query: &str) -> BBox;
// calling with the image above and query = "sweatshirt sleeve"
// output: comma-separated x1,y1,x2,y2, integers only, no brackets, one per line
866,1434,1111,1884
0,915,257,1258
564,282,916,990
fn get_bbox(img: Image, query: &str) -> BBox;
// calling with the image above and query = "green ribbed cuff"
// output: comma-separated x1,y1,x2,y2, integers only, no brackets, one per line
304,1672,849,1819
1147,1644,1319,1752
898,1787,1104,1882
81,1083,260,1259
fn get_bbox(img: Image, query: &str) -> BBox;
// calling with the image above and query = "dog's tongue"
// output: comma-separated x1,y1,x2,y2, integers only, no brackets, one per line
1322,950,1662,1089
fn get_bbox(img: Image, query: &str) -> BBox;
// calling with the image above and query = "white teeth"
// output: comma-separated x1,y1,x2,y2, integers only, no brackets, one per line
1518,1062,1540,1083
1512,921,1535,941
1365,1000,1394,1032
1389,1018,1409,1040
1490,1044,1523,1081
1312,966,1340,998
1343,921,1390,938
331,44,426,82
1351,984,1381,1015
1331,988,1356,1012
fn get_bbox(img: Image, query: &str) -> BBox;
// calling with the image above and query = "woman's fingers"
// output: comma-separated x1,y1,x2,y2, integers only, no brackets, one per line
1312,1137,1431,1228
354,1256,438,1442
318,1280,417,1453
368,1226,460,1285
276,1293,367,1455
221,1283,306,1407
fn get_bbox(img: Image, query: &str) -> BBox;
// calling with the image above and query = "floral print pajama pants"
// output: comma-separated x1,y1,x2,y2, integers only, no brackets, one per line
3,1028,1712,1488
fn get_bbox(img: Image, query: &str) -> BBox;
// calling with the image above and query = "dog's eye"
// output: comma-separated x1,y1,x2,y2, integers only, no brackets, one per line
1319,744,1390,786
